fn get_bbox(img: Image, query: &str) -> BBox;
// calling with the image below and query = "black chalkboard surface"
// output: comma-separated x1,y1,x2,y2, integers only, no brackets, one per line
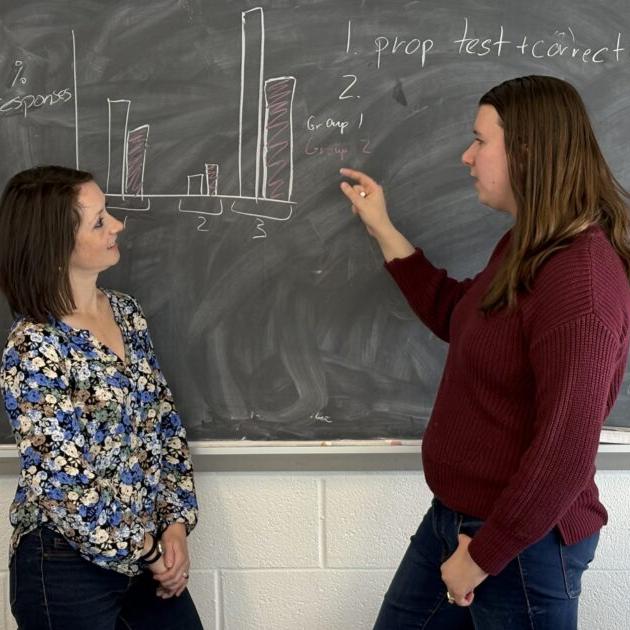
1,0,629,443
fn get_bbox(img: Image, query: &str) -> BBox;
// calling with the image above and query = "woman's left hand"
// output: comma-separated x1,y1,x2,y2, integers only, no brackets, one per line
152,523,191,598
440,534,488,606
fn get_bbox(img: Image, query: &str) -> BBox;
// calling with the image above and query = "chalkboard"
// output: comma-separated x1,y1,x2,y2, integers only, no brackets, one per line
1,0,629,443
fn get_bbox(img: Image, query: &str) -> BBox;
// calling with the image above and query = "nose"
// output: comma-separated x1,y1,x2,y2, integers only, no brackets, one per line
112,215,125,233
461,142,475,167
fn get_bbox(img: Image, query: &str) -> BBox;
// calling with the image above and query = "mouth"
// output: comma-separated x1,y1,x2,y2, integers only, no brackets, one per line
107,239,118,250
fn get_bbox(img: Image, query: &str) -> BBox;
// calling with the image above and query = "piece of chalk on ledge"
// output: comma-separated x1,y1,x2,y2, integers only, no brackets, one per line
359,191,367,198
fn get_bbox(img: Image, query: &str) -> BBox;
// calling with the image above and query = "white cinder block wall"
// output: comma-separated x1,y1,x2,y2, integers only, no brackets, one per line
0,468,629,629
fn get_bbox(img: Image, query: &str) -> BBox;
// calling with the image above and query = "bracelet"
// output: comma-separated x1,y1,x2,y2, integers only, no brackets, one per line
139,533,157,561
140,533,163,564
143,539,163,564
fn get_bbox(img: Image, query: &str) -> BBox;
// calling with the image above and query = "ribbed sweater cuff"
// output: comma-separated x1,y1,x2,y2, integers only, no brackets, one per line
468,521,526,576
385,244,421,266
384,248,433,294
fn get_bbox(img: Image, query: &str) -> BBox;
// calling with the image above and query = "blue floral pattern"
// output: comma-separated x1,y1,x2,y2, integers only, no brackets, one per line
0,289,198,576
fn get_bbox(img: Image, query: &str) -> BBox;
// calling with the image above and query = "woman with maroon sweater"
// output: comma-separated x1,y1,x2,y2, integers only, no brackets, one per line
340,75,630,629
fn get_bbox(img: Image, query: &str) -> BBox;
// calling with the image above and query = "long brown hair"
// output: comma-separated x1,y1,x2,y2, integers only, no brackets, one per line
479,75,630,313
0,165,94,322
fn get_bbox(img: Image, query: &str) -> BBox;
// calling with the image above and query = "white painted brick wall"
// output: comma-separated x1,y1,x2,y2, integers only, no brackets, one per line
0,470,628,629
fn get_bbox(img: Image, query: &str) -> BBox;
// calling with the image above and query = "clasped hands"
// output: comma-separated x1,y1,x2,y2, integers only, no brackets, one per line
147,523,191,599
440,534,489,607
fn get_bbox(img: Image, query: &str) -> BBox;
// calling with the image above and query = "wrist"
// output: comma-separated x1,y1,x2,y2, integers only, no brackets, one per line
465,548,488,580
142,533,154,555
371,220,397,243
140,533,164,565
377,226,415,262
161,522,188,544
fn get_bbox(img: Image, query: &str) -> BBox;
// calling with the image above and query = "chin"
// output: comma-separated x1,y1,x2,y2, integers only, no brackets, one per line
101,253,120,270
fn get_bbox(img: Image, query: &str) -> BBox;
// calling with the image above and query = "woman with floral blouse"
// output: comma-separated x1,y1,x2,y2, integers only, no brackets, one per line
0,166,202,629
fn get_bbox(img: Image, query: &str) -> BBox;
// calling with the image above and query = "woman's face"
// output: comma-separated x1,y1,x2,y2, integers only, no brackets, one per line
69,181,124,275
461,105,517,216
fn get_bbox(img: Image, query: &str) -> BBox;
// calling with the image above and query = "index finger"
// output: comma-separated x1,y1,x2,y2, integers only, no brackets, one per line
153,562,185,582
339,168,379,189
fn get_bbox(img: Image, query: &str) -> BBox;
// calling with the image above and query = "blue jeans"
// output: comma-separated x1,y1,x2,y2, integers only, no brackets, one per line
10,526,204,630
374,498,599,630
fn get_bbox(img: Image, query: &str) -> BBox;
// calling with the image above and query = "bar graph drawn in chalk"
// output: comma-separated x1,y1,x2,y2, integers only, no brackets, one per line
86,7,297,236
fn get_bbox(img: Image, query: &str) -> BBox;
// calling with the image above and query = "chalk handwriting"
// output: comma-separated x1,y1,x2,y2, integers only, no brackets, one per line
357,19,624,68
374,35,434,69
253,218,267,239
0,88,72,117
305,137,350,161
339,74,360,100
454,19,624,62
304,136,372,160
307,115,351,135
10,60,27,87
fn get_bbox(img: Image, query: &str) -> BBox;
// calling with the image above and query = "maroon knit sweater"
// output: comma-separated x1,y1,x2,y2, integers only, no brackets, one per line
385,225,630,575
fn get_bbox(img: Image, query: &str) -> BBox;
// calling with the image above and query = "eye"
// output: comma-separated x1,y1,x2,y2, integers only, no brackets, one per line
94,217,104,228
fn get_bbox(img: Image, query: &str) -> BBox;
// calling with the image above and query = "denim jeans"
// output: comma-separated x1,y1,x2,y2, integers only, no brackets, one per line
374,498,599,630
10,526,204,630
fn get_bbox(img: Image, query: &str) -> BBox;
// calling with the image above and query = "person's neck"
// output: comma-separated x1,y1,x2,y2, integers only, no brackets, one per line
68,270,102,317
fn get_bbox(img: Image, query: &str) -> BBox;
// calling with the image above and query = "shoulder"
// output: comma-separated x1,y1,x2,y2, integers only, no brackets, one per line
5,318,65,352
102,288,143,313
101,289,150,337
523,226,630,335
2,318,68,376
491,230,512,259
102,288,148,323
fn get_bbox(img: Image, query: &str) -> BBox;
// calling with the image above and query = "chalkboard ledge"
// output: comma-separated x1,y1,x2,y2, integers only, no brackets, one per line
1,442,629,473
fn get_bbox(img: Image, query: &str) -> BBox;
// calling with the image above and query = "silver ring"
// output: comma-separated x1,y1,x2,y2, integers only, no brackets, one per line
359,191,367,198
446,591,455,604
182,572,189,579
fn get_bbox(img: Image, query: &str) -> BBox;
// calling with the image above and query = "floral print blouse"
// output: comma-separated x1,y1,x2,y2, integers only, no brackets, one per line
0,289,198,576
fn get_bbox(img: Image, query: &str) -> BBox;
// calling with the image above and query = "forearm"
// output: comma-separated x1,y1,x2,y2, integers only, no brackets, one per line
156,474,198,533
152,369,199,528
372,222,415,262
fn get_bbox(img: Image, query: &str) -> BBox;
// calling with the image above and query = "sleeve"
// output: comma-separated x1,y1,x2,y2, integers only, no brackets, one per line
140,320,198,535
384,232,510,342
1,330,148,568
155,370,199,534
385,249,475,341
467,313,621,575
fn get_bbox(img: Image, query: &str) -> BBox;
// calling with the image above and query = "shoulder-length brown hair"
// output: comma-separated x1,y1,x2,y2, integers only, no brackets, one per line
0,165,94,322
479,75,630,313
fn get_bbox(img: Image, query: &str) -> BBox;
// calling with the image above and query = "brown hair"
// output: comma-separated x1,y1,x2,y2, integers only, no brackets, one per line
478,75,630,313
0,165,94,322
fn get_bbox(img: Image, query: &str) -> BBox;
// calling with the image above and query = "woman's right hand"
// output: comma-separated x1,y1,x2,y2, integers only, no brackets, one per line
142,534,176,598
339,167,415,262
339,168,392,238
147,555,181,599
